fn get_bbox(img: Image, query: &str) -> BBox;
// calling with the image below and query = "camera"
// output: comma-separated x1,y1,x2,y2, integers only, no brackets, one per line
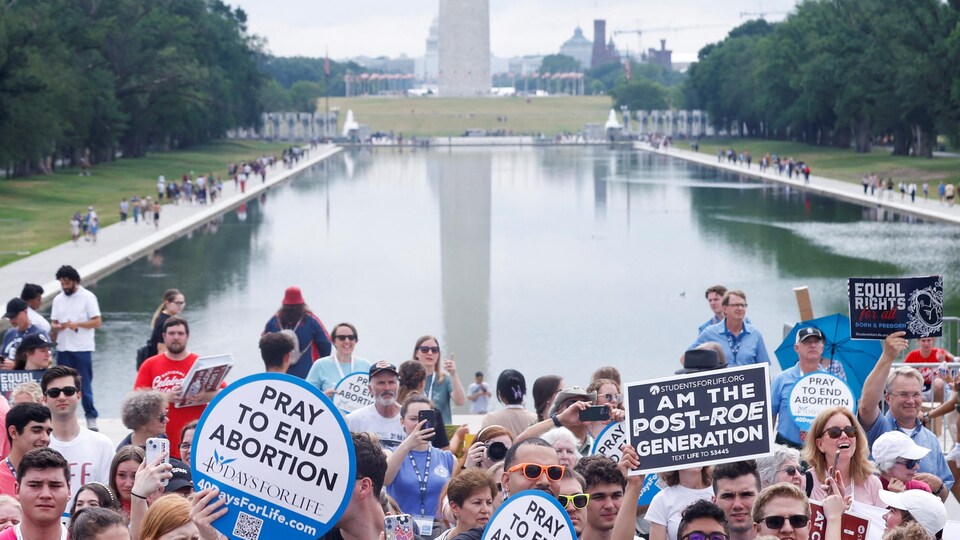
485,441,508,462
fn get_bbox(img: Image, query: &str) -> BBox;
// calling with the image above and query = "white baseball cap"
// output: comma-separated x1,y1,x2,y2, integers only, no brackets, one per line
872,431,930,464
878,489,946,536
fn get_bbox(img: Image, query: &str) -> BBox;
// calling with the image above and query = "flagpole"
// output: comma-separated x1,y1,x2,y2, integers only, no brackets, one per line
324,47,331,139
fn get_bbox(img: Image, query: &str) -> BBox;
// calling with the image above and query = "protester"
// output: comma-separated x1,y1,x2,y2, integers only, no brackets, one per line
0,496,18,532
0,403,52,497
108,446,144,516
307,322,370,395
42,366,114,500
499,438,562,499
345,361,405,451
575,455,625,540
878,489,946,538
178,421,197,467
517,385,623,456
10,383,42,405
259,330,296,373
19,284,50,334
677,500,729,540
459,425,512,475
479,370,537,438
541,427,581,468
412,335,465,424
138,494,204,540
771,327,831,449
871,431,932,493
647,466,714,540
12,333,55,371
688,290,770,366
262,286,332,379
2,298,48,367
437,470,496,540
50,265,102,430
698,285,729,334
711,461,760,540
117,390,169,450
750,483,822,540
803,406,883,507
532,375,564,422
320,432,388,540
147,289,185,358
69,481,121,515
755,445,804,491
0,448,72,540
397,360,428,407
69,506,129,540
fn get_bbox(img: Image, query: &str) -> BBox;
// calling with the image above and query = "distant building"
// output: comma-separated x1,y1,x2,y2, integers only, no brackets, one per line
439,0,491,96
351,55,416,74
416,17,439,82
647,39,673,71
591,20,619,68
508,55,544,76
559,26,591,68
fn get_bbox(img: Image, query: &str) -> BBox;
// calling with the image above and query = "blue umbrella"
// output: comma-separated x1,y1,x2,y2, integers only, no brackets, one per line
775,313,882,401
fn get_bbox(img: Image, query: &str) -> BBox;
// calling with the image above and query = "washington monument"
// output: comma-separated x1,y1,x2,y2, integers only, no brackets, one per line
438,0,490,96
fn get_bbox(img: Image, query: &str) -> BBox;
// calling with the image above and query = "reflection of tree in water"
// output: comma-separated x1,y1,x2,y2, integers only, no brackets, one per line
91,201,265,314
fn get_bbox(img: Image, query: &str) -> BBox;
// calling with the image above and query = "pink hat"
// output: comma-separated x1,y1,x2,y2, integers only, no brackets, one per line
281,286,305,305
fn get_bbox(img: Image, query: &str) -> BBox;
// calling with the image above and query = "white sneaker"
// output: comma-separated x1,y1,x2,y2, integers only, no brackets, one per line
945,443,960,464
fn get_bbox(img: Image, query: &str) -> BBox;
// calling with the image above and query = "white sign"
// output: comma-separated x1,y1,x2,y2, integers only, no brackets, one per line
590,421,627,462
789,372,855,432
333,372,375,414
481,490,575,540
192,373,355,540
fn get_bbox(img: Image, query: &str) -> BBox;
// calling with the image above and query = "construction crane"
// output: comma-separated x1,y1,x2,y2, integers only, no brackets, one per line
612,25,727,60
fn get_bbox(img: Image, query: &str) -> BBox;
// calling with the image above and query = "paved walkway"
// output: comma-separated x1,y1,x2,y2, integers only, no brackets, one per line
636,142,960,225
0,145,342,305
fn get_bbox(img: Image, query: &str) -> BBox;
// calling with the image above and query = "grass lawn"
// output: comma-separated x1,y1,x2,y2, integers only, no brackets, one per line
693,137,960,186
327,96,613,137
0,140,289,267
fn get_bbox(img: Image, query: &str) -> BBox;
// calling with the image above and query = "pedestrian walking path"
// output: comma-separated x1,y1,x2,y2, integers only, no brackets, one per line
637,142,960,225
0,145,342,305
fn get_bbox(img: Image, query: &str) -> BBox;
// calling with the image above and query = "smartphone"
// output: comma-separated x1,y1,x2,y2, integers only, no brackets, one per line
579,406,611,422
146,438,171,486
384,514,415,540
418,409,437,440
832,450,841,473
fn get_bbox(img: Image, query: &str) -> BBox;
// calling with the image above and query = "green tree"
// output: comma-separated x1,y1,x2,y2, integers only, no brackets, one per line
290,81,324,112
540,54,581,73
611,78,669,110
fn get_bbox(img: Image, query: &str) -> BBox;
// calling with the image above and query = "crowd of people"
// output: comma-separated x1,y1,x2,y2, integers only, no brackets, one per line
1,271,958,539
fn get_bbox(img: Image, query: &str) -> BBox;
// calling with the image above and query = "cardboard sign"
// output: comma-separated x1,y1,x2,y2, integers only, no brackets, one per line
192,373,355,540
481,490,575,540
789,372,856,433
848,276,942,339
624,364,773,474
333,372,375,414
0,370,44,401
809,501,875,540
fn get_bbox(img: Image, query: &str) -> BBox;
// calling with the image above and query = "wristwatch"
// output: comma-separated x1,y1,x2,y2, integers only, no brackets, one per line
550,413,562,428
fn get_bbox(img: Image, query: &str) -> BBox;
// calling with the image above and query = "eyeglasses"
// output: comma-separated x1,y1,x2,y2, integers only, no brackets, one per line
726,303,748,309
759,515,809,529
157,413,168,422
179,441,191,450
820,426,857,439
777,465,805,476
895,458,920,469
681,533,729,540
507,463,565,481
334,335,357,341
599,393,622,404
888,391,922,400
418,346,440,354
44,386,78,398
557,493,590,509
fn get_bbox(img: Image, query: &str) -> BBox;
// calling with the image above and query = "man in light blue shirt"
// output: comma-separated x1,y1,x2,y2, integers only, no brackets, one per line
688,290,770,367
771,327,827,448
698,285,728,335
858,331,953,501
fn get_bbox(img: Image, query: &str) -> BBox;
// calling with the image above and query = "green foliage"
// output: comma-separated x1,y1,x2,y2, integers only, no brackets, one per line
0,0,266,176
258,56,363,97
611,78,669,110
290,81,324,112
540,54,581,73
685,0,960,157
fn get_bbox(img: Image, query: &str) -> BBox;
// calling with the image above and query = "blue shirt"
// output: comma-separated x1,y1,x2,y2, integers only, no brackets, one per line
386,447,454,518
771,365,824,445
689,320,770,366
306,355,371,392
1,325,48,361
262,312,332,379
864,410,953,490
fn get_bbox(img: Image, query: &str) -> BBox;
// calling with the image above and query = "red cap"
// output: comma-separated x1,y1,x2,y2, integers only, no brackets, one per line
281,286,305,305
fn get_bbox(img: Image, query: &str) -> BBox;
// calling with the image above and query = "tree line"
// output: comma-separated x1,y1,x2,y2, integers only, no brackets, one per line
0,0,264,176
685,1,960,156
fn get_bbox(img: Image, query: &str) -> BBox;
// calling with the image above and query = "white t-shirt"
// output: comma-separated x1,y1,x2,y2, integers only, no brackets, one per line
50,286,100,351
345,404,404,451
50,427,115,500
646,484,715,540
27,307,51,334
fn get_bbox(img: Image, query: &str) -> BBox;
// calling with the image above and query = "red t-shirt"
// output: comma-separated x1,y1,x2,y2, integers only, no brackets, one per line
904,349,948,385
134,352,205,460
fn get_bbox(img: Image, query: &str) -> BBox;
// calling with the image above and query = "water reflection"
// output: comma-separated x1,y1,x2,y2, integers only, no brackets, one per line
82,146,960,418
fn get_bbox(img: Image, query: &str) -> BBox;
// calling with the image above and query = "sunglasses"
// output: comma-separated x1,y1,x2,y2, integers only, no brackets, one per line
600,393,622,403
557,493,590,509
682,533,729,540
759,515,809,529
45,386,78,398
895,458,920,469
158,413,168,422
820,426,857,439
418,346,440,354
507,463,565,481
778,465,805,476
334,335,357,341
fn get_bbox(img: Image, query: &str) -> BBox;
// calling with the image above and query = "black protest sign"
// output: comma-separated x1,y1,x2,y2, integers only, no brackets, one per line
0,370,44,401
624,364,773,474
848,275,942,339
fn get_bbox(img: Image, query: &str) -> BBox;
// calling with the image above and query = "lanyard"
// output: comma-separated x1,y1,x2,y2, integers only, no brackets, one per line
4,459,14,480
334,356,354,379
408,450,432,516
426,374,434,400
725,329,744,361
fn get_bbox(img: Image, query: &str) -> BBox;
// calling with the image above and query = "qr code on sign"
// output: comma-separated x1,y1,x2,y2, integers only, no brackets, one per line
232,511,263,540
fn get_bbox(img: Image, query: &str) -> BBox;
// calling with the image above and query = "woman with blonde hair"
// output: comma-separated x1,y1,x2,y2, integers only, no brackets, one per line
412,335,465,424
147,289,184,358
0,495,20,531
803,406,883,507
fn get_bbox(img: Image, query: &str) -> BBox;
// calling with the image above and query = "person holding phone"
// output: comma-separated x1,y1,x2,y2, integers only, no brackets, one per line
412,336,465,424
803,406,884,508
515,385,624,457
385,394,455,538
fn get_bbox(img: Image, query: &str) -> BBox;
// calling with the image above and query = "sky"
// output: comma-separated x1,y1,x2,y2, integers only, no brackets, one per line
233,0,799,65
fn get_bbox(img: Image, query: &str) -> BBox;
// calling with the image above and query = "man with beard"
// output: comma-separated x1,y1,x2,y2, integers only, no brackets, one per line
135,317,221,460
575,456,625,540
500,438,562,499
49,265,101,430
346,361,405,451
712,461,760,540
559,469,588,537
